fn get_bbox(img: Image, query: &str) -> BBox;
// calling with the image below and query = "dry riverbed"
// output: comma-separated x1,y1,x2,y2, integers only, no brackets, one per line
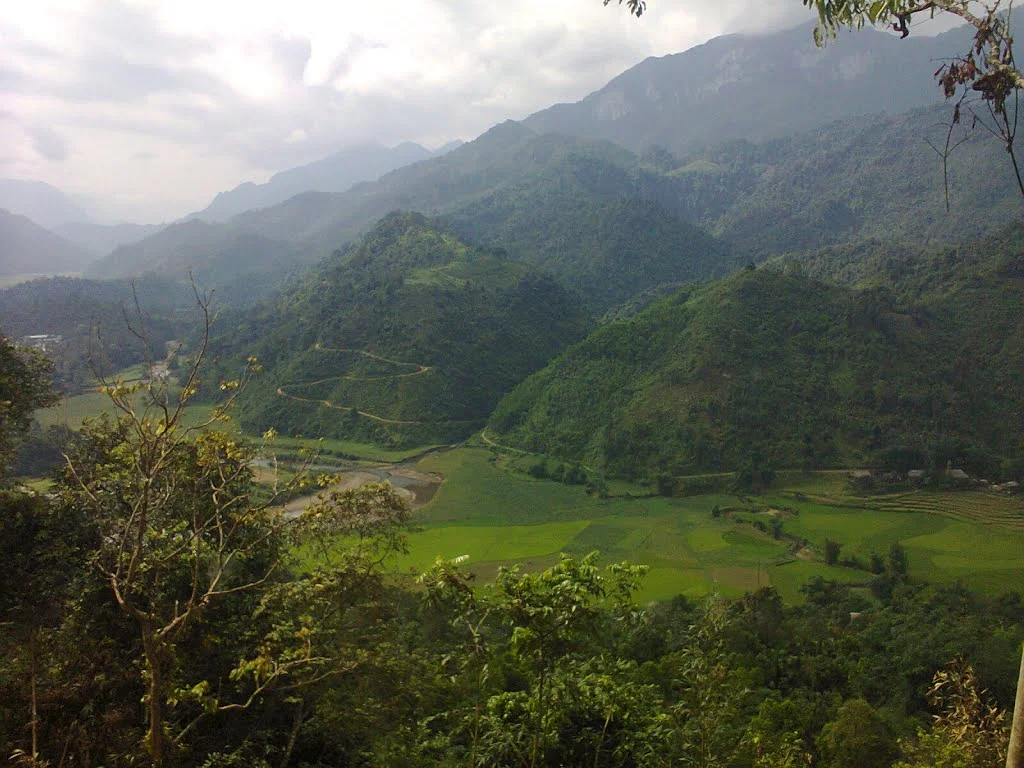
277,462,444,519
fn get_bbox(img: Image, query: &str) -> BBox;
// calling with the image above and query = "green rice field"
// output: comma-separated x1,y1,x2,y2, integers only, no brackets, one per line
384,448,1024,603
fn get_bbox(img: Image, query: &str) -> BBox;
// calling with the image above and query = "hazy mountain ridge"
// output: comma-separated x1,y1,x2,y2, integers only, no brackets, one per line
53,221,165,256
0,179,91,230
522,21,970,157
191,141,459,223
0,209,96,275
89,124,739,310
85,217,311,295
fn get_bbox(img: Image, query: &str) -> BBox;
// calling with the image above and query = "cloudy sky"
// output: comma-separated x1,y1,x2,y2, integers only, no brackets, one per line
0,0,953,223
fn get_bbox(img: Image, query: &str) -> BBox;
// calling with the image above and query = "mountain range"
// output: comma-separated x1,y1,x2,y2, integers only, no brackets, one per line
14,20,1016,288
522,21,970,157
0,209,95,275
488,224,1024,480
190,141,462,222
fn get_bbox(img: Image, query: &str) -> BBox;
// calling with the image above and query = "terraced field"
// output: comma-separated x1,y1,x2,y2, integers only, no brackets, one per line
872,490,1024,531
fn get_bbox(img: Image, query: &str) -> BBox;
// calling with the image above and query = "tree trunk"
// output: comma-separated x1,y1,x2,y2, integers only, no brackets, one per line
1008,644,1024,768
30,628,39,768
141,629,167,767
279,699,304,768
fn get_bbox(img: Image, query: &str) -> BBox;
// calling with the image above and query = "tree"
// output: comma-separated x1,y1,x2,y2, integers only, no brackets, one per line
817,698,898,768
53,298,411,766
895,659,1009,768
0,335,58,478
889,541,910,577
825,538,842,566
419,552,654,768
663,598,754,767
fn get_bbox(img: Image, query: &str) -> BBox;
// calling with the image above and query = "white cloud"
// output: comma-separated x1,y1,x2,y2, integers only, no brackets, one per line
0,0,849,222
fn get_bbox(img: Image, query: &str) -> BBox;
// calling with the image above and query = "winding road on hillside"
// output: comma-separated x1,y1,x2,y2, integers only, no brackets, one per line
481,428,598,474
276,345,476,425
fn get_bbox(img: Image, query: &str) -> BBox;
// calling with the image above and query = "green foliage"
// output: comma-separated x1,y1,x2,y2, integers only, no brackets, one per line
490,235,1024,480
214,213,592,446
0,336,58,476
817,698,898,768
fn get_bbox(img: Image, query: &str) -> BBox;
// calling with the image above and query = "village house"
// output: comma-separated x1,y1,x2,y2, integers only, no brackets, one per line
20,334,63,353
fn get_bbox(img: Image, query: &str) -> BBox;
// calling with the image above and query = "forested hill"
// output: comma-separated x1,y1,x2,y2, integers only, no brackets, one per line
488,232,1024,481
215,212,592,445
0,276,198,390
86,103,1019,307
664,105,1023,256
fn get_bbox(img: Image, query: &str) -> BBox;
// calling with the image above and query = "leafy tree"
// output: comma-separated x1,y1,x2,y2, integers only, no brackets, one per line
420,553,653,768
662,598,754,767
817,698,898,768
895,659,1009,768
824,539,842,566
889,541,910,577
0,335,58,478
50,302,412,766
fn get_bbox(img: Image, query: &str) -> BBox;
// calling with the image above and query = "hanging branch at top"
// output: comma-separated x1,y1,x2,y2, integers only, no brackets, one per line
605,0,1024,201
808,1,1024,200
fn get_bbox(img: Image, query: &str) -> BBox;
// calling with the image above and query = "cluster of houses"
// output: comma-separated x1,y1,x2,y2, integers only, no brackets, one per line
20,334,63,353
848,468,1021,493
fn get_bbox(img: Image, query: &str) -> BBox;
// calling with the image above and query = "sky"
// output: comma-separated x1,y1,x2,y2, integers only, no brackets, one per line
0,0,958,223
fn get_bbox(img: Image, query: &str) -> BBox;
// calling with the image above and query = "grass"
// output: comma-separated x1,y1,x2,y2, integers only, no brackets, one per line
20,478,54,494
36,389,215,431
268,436,443,464
395,449,919,603
384,449,1024,603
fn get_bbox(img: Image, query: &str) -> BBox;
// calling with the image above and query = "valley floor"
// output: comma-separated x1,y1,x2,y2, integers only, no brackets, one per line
30,372,1024,605
295,445,1024,604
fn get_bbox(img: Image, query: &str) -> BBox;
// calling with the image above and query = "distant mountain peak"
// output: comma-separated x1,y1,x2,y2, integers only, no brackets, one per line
0,179,92,230
521,19,972,158
192,141,452,223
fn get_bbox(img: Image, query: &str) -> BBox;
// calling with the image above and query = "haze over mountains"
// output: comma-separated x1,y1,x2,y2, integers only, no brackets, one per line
71,19,1018,290
190,141,463,223
521,21,967,157
0,209,95,275
0,179,92,230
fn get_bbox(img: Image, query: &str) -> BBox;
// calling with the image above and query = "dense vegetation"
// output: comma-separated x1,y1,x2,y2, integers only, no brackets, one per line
208,212,592,445
0,276,198,391
489,230,1024,481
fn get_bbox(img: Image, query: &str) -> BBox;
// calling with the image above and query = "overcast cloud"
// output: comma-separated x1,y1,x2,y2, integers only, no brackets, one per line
0,0,952,223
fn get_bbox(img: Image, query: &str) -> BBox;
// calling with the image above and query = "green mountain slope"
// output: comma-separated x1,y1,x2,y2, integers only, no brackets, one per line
90,125,734,312
0,276,197,390
218,213,593,445
488,236,1024,481
87,218,310,291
